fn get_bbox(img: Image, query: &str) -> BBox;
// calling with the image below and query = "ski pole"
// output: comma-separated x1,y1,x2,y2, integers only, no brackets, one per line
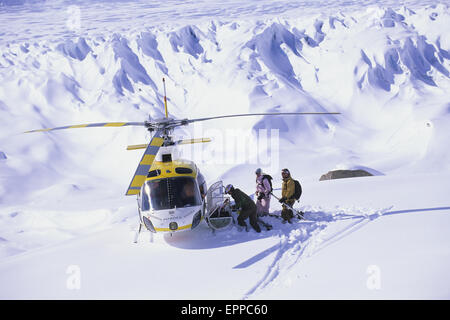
270,192,304,219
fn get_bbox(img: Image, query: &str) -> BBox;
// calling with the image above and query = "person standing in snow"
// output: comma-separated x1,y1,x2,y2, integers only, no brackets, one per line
225,184,261,233
279,168,295,223
255,168,272,217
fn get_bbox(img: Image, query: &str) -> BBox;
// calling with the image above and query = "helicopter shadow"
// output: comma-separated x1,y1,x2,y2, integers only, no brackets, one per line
163,209,328,250
162,204,402,260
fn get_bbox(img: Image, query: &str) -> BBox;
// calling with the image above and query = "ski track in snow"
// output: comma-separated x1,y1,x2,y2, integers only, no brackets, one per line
242,205,393,299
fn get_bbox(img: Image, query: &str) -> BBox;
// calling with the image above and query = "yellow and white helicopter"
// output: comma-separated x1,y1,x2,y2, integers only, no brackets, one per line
25,79,339,241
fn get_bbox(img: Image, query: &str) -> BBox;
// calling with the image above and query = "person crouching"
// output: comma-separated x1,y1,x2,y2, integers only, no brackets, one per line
225,184,261,233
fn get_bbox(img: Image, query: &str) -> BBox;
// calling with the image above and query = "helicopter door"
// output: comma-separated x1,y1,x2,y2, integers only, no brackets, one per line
205,181,233,231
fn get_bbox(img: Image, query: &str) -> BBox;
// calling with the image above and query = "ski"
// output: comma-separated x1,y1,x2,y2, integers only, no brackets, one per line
257,218,273,231
266,212,313,223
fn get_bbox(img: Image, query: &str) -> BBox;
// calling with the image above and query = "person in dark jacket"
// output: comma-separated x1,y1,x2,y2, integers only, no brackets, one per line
225,184,261,233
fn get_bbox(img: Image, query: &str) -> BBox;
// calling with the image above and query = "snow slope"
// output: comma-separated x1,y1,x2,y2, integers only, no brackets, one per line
0,173,449,299
0,1,449,299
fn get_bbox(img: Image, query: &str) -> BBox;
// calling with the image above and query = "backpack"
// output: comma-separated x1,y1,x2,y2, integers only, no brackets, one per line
258,174,273,193
293,179,302,200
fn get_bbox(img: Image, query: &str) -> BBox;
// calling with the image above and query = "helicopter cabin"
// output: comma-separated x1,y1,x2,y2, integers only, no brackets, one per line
139,157,207,212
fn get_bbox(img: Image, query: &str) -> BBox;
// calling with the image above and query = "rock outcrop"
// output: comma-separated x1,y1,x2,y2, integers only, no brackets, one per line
320,169,373,181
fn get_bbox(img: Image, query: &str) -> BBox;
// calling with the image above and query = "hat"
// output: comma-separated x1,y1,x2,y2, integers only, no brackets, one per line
255,168,262,175
281,168,290,175
225,184,234,194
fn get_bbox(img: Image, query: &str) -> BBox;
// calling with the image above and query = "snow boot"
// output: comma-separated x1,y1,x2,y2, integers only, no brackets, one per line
237,222,249,232
257,218,272,231
250,221,261,233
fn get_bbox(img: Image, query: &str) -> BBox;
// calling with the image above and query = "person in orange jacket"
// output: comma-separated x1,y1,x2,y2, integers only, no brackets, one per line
279,168,295,223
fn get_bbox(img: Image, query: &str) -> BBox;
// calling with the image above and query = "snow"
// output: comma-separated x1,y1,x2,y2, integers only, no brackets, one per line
0,1,449,299
1,173,449,299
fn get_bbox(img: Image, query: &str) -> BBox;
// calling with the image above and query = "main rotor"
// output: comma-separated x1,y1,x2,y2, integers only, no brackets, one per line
25,78,341,196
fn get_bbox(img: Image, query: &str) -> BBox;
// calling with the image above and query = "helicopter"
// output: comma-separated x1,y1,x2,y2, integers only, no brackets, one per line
25,78,340,241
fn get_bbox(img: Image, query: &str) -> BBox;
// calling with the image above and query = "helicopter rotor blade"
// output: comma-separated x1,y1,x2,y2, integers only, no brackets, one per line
184,112,340,124
126,138,211,150
126,144,148,151
125,129,164,196
175,138,212,145
24,122,146,133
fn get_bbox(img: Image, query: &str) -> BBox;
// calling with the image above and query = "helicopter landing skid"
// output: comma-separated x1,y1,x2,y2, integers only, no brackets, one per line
133,222,155,244
133,223,142,243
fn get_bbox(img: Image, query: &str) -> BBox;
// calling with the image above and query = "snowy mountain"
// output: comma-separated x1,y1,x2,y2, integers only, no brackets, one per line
0,1,449,299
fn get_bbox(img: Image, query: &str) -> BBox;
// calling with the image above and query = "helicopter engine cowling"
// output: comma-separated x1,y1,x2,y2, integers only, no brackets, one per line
155,146,180,163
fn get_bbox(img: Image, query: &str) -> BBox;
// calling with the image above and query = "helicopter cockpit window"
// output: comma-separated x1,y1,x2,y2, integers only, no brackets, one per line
147,169,161,178
142,177,202,210
175,167,193,174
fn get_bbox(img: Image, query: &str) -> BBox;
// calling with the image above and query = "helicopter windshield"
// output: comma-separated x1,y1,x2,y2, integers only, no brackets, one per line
141,177,202,211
